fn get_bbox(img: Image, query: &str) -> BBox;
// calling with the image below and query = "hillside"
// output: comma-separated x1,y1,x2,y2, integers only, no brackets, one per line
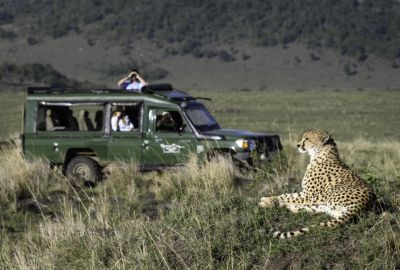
2,0,400,59
1,0,400,90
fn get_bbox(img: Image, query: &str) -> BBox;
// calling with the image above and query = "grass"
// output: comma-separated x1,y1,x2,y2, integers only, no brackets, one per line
1,88,400,141
0,89,25,141
0,88,400,269
196,89,400,141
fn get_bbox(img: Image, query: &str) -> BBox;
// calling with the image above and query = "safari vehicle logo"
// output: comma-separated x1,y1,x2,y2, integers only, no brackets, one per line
160,144,185,154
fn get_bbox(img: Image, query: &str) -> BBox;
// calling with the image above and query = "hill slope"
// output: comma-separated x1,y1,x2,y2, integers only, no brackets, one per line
2,0,400,60
1,0,400,90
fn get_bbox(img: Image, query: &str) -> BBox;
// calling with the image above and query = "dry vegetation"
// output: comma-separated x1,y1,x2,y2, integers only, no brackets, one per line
0,137,399,269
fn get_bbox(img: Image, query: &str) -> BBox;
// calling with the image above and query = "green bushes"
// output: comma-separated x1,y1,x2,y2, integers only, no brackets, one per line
0,63,97,88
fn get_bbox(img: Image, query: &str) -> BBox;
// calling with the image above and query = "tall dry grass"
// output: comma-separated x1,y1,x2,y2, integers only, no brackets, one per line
0,138,399,269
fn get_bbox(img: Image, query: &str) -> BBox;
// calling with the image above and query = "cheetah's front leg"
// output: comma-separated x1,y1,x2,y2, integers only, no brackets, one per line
259,192,306,209
258,196,277,208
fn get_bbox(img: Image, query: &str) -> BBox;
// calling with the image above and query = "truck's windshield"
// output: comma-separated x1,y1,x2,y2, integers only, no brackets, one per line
185,103,220,132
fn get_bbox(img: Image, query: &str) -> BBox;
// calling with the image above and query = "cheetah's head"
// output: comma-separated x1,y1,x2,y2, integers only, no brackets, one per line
297,130,333,156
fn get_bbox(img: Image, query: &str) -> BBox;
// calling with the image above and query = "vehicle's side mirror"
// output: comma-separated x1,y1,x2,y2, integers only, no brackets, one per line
178,124,187,135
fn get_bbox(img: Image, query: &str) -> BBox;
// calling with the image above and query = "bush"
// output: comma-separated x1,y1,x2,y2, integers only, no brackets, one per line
0,28,16,40
343,62,358,76
0,62,89,88
26,36,39,46
218,50,235,62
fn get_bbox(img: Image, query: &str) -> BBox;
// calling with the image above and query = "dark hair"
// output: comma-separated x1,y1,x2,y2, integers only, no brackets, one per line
130,68,139,74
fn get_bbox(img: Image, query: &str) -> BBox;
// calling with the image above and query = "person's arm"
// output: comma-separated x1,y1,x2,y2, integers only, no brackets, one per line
135,73,148,86
117,72,135,88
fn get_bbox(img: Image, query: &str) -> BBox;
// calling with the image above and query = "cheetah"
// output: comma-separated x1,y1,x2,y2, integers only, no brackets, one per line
259,130,375,239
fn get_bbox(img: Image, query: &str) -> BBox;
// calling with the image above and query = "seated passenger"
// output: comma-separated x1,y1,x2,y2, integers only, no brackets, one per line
45,109,65,131
111,111,122,131
94,110,103,131
66,109,79,131
45,109,55,131
78,110,95,131
118,114,134,131
117,69,148,92
156,112,177,132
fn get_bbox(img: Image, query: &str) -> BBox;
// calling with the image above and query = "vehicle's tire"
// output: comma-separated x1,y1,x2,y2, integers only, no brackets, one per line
65,156,100,184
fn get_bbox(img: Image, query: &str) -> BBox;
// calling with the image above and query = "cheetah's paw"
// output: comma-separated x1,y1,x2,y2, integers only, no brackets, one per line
259,197,275,208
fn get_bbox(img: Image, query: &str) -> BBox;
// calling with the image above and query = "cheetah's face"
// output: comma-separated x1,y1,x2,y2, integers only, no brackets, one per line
297,130,332,156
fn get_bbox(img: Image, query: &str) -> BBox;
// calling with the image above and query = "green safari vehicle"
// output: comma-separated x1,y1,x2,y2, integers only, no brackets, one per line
22,84,282,181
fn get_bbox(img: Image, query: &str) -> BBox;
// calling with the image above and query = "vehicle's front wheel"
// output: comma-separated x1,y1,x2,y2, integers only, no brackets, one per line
65,156,101,184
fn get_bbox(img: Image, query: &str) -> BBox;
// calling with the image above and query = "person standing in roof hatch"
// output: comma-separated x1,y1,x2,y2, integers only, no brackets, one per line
117,69,148,92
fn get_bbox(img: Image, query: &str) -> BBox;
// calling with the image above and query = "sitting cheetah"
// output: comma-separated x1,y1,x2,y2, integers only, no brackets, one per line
259,130,375,239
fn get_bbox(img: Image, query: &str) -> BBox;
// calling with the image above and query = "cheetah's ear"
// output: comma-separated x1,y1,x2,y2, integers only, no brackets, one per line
321,133,332,144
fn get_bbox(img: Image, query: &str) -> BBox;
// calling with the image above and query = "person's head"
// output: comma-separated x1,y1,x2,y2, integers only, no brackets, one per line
113,111,122,117
162,112,174,125
129,68,139,81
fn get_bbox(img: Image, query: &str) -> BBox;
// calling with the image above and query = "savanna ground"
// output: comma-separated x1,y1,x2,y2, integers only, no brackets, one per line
0,88,400,269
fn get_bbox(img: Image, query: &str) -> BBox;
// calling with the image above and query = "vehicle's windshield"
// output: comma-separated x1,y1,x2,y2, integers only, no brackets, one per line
185,103,220,132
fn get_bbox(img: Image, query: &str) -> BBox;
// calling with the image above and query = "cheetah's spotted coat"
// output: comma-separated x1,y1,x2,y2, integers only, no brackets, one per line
259,130,375,239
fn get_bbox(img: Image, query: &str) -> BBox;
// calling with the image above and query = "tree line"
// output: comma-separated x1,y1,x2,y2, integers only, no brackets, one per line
0,0,400,60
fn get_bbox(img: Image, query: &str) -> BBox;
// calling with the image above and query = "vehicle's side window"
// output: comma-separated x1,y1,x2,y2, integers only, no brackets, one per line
111,103,142,132
154,110,184,133
37,104,104,131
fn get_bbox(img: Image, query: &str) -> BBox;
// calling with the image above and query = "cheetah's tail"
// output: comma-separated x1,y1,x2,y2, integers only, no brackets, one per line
271,216,351,239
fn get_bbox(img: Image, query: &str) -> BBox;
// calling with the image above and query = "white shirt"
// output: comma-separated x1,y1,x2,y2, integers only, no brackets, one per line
111,115,119,131
125,81,144,91
119,116,134,131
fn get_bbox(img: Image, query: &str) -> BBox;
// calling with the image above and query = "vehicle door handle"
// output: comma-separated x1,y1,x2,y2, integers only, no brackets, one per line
53,142,59,152
143,140,149,147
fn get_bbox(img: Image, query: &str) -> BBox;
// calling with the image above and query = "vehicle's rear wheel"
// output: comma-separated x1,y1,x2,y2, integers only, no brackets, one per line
65,156,100,184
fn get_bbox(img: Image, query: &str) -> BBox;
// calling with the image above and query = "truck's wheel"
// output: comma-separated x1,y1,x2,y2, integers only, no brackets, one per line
65,156,100,184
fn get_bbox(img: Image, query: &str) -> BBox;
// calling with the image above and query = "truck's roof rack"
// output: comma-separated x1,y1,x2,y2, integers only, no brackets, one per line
27,83,200,101
27,87,127,94
28,84,177,95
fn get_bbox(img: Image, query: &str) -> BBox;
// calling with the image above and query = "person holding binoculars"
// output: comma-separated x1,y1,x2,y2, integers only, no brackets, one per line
117,69,148,92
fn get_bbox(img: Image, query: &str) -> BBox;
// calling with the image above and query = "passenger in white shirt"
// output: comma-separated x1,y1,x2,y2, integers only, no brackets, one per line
119,115,134,131
111,111,122,131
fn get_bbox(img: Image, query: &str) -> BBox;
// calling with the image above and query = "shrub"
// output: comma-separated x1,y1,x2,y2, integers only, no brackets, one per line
218,50,235,62
0,28,16,40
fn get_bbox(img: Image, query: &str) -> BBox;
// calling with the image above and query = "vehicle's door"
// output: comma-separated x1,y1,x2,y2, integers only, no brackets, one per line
107,102,144,162
141,106,197,170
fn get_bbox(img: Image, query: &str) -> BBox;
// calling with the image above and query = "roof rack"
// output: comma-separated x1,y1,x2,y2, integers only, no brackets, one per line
27,86,127,94
26,84,200,102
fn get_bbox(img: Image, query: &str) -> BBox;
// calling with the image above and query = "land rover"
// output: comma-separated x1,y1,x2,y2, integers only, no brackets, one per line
23,84,282,181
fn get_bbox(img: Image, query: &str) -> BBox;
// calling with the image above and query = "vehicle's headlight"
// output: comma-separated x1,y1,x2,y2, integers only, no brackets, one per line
235,139,248,149
235,139,256,150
